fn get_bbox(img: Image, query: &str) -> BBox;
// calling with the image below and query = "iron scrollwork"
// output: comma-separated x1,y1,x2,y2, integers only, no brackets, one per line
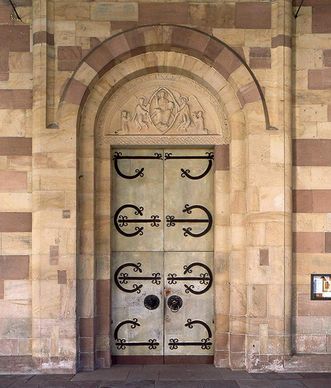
164,152,214,180
114,262,161,294
113,151,163,179
167,262,213,295
168,319,212,350
114,319,159,350
114,204,161,237
166,204,212,237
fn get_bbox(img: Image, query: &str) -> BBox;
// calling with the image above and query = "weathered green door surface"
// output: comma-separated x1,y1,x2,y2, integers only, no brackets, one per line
111,149,214,362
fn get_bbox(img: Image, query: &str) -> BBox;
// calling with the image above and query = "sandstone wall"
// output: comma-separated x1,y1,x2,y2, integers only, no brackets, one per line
292,0,331,355
0,0,33,363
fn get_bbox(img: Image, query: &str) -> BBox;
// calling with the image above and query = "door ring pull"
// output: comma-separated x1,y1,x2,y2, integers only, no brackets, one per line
167,295,183,312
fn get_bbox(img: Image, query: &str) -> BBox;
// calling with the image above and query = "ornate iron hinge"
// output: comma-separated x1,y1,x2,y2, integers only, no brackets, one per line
168,319,212,350
114,204,161,237
167,262,213,295
114,319,159,350
164,152,214,180
114,262,161,294
113,151,163,179
166,204,212,237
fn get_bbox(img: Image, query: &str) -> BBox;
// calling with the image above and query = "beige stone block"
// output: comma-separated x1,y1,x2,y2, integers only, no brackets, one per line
231,226,246,250
215,226,230,252
19,338,32,355
4,280,31,300
213,28,245,46
245,30,271,47
0,110,31,137
9,53,33,73
0,300,30,318
0,156,7,170
247,222,265,246
33,191,65,211
248,285,267,318
295,254,331,285
294,213,328,233
230,284,246,316
55,2,90,20
0,73,32,89
76,22,110,38
296,335,326,353
268,285,284,317
317,122,331,139
0,193,31,212
299,104,328,122
91,3,138,21
265,221,284,246
74,62,97,87
295,6,312,34
77,279,94,317
229,251,245,284
1,233,31,255
295,49,323,71
270,135,284,164
295,167,331,189
259,187,284,212
248,164,283,187
231,191,246,214
294,121,317,139
248,134,270,164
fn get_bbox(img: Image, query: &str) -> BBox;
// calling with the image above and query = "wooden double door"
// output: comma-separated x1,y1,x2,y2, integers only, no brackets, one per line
111,148,214,363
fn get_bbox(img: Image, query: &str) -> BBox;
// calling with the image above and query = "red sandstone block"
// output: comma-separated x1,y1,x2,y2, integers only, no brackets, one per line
111,21,138,32
0,171,27,191
189,4,235,28
298,293,331,316
312,190,331,212
215,145,229,171
312,5,331,33
237,82,261,107
293,190,313,213
323,50,331,67
0,138,32,156
96,280,110,336
171,26,210,53
326,233,331,253
57,270,67,285
271,34,292,48
138,3,189,24
328,105,331,121
230,334,245,352
308,69,331,90
0,90,32,109
293,0,331,5
250,48,271,68
293,232,325,253
0,26,30,52
0,256,29,279
33,31,54,45
293,139,331,166
63,79,87,105
259,249,269,266
85,44,114,73
0,5,11,23
80,337,93,353
0,213,32,232
235,3,271,29
0,280,3,299
58,46,82,71
80,317,94,337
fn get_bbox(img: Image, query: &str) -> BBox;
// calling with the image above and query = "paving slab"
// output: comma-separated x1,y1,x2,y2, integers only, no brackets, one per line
72,367,130,382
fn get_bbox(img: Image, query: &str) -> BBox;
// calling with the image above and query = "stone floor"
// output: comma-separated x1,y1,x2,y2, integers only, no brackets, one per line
1,365,331,388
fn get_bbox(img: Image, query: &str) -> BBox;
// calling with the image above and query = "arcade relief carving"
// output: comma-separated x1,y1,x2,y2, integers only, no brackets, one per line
98,74,230,145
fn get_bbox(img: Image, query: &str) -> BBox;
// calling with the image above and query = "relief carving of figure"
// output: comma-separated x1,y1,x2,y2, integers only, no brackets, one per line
192,110,205,133
120,110,131,133
177,96,192,132
134,97,149,131
150,90,176,131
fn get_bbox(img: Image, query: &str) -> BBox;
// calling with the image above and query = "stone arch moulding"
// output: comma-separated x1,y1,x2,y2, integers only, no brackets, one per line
59,24,271,133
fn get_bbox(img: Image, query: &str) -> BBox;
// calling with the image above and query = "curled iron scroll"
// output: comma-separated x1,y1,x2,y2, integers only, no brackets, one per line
166,204,212,237
114,262,161,294
114,318,159,350
168,319,212,350
164,152,214,180
113,151,163,179
167,262,213,295
114,204,161,237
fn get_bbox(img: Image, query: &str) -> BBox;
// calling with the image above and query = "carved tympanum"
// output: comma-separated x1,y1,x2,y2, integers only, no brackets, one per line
100,74,229,141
